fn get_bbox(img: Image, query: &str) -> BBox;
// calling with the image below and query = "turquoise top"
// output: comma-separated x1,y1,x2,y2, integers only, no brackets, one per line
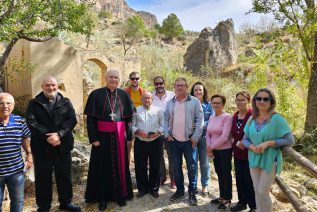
244,113,291,175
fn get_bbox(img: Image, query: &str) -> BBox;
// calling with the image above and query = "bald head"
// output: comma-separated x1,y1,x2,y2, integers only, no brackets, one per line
0,92,15,119
141,91,152,108
42,76,57,85
106,69,120,90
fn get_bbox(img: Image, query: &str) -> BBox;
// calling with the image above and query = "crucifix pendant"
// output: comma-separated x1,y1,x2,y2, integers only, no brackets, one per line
109,112,115,121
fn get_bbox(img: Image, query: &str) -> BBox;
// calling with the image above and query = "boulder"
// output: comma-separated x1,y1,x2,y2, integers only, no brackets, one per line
184,19,238,75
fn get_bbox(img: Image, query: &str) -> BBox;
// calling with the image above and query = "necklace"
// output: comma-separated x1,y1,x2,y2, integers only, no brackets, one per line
106,89,117,121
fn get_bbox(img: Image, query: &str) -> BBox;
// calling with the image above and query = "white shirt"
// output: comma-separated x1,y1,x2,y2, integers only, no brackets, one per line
132,105,164,142
152,90,175,110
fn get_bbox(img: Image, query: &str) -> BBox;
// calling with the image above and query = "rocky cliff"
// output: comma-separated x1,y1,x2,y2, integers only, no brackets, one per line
183,19,238,75
96,0,157,27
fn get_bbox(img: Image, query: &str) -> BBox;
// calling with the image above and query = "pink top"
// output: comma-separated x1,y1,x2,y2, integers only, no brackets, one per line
206,112,233,150
172,101,186,141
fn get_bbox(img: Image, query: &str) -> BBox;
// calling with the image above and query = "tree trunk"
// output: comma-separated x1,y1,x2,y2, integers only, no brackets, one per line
0,38,18,70
305,34,317,132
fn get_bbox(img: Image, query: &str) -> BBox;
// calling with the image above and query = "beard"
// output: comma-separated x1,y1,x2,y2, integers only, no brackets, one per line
155,87,164,93
43,91,57,100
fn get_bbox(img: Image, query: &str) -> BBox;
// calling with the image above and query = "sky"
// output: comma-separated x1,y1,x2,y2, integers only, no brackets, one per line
126,0,272,32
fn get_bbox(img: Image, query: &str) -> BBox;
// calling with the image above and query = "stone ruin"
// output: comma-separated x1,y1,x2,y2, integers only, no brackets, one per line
183,18,238,75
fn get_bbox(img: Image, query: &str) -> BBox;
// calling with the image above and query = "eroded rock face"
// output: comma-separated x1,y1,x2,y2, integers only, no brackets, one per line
137,11,158,28
184,19,238,75
96,0,135,19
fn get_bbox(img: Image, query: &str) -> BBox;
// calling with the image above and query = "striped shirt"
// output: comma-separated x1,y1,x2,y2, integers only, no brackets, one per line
0,114,31,176
132,105,164,142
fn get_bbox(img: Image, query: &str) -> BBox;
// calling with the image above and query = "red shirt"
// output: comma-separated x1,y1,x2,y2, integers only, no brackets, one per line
231,109,252,160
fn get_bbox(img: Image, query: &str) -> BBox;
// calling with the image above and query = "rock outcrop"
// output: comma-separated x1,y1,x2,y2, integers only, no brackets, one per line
183,19,238,75
96,0,135,19
96,0,157,28
137,11,158,28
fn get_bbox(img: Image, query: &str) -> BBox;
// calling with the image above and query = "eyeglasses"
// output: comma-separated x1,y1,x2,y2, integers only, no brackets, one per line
255,97,271,102
154,82,164,86
130,78,139,81
0,102,13,107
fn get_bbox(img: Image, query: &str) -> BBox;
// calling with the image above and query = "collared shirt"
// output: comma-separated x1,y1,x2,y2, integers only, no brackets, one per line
132,105,164,142
152,90,175,110
0,114,31,176
172,100,186,141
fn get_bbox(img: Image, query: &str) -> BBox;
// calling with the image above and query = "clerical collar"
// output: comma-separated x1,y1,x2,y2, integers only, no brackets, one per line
106,86,116,93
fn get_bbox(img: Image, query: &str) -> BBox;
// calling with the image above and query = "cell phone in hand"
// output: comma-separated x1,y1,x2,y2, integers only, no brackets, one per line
148,132,155,135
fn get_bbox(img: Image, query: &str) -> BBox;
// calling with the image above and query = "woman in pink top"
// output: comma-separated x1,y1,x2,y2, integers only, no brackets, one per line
206,94,233,210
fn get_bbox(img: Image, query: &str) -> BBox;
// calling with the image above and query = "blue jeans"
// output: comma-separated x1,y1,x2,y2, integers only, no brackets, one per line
197,130,210,187
0,171,25,212
169,139,197,194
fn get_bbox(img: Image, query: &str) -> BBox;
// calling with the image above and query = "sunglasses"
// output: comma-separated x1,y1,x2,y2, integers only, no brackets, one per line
154,82,164,86
255,97,271,102
130,77,139,81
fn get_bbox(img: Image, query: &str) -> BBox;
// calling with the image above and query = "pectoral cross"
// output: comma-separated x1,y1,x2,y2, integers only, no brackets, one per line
109,112,115,121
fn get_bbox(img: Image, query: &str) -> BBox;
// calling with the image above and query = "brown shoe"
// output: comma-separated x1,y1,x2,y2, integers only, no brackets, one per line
170,180,176,189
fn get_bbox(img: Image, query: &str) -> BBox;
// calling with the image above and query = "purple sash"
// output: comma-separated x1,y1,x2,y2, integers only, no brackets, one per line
97,121,127,196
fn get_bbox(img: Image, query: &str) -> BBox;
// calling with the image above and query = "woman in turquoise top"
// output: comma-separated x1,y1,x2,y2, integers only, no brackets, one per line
243,88,294,212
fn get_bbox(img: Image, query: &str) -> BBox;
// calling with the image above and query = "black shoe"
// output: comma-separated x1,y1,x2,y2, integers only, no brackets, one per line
230,203,247,211
218,200,231,210
151,191,159,198
249,209,256,212
170,192,185,202
210,197,223,204
188,193,197,206
59,203,81,212
98,202,107,211
137,191,148,198
117,199,127,206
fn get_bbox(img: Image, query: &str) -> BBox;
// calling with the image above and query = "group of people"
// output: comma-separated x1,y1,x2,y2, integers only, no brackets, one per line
0,69,294,212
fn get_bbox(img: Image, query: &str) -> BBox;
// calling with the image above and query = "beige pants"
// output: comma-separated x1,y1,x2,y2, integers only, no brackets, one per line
250,164,276,212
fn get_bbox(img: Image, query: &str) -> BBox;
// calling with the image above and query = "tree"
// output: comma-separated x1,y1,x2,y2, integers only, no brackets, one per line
160,13,184,40
116,15,146,56
0,0,94,72
250,0,317,132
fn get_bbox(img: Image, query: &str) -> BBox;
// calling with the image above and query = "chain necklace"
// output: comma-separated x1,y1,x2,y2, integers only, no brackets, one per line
106,89,117,121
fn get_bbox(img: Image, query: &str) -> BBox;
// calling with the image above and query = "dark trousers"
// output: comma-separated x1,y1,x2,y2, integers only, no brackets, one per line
33,152,73,210
160,138,174,180
134,137,163,193
234,158,256,209
213,148,232,200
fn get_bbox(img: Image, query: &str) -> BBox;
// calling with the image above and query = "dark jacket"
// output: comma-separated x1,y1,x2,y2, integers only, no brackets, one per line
26,92,77,155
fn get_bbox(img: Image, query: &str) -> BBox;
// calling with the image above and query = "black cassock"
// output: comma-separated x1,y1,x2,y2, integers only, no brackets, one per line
84,87,134,203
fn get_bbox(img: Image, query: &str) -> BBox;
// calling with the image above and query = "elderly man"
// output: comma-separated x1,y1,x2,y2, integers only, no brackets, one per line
152,76,176,188
164,77,204,205
85,70,134,211
26,76,80,212
132,91,164,198
0,93,32,212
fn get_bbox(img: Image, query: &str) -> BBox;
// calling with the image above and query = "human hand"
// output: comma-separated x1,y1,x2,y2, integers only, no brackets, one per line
191,139,197,148
25,154,33,169
92,141,100,146
135,130,148,138
166,135,174,142
46,132,60,146
255,141,274,153
237,141,246,150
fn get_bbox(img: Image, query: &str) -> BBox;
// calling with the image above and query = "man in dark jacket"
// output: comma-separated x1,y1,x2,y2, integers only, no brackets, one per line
26,76,81,212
